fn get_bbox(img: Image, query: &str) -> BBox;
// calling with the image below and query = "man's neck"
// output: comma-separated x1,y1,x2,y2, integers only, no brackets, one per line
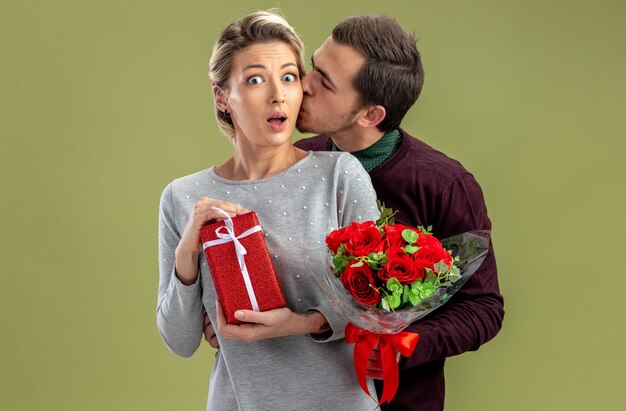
329,127,385,152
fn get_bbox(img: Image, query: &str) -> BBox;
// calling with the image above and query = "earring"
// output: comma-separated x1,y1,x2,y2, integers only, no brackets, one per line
223,109,232,124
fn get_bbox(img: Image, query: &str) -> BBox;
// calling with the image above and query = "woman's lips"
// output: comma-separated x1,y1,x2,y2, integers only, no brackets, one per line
267,111,287,132
267,117,287,132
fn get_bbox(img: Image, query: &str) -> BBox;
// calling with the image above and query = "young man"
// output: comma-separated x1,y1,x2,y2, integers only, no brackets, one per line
292,15,504,411
205,15,504,410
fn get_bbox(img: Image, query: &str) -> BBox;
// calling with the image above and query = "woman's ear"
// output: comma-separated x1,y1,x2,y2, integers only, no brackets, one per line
212,82,229,112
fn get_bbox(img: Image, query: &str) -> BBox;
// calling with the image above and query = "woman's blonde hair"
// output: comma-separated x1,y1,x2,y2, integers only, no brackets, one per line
209,10,305,140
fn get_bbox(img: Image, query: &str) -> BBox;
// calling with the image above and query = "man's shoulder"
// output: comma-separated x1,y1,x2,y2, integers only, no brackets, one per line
392,129,471,178
294,134,332,151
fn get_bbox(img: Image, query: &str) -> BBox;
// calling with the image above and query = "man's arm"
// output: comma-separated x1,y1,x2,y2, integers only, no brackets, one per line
401,173,504,368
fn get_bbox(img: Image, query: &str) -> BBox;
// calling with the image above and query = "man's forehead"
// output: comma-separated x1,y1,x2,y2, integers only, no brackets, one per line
311,37,364,81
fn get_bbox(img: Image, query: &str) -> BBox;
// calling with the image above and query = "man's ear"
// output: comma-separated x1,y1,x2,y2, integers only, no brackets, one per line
212,82,229,112
355,105,386,129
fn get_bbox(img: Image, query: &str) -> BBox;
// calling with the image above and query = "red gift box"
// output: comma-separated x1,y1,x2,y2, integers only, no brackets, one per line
200,210,285,324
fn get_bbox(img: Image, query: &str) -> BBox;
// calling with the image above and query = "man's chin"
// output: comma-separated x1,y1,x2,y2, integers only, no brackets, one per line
296,120,315,134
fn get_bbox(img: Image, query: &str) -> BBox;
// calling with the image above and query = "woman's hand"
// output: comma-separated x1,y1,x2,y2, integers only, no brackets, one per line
214,300,329,342
204,313,220,349
175,198,249,285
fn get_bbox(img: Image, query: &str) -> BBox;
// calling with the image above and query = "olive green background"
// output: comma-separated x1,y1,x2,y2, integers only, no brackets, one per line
1,0,624,410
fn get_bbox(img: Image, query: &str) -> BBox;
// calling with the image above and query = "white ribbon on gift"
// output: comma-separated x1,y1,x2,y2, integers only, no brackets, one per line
202,207,263,312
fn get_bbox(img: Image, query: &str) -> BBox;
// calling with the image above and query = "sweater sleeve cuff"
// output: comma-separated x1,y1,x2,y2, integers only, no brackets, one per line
169,266,201,297
308,306,347,343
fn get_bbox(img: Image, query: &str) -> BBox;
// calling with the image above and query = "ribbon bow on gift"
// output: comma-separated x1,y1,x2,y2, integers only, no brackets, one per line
202,207,263,311
344,323,420,405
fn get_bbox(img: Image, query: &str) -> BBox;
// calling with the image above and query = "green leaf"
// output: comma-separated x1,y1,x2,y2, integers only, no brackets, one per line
387,294,401,309
375,201,397,226
409,292,421,306
424,270,437,284
448,272,461,282
434,261,449,275
351,261,363,268
402,229,418,244
380,298,391,312
365,252,387,270
386,277,402,294
403,285,410,303
420,282,436,295
416,225,433,235
420,285,435,299
404,245,419,254
332,253,347,274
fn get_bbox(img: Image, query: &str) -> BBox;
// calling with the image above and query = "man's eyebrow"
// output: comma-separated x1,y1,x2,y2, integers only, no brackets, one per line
243,62,297,71
311,55,336,89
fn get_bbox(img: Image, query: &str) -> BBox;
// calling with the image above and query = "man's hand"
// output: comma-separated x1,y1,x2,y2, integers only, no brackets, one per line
214,300,329,342
366,342,401,379
203,313,219,349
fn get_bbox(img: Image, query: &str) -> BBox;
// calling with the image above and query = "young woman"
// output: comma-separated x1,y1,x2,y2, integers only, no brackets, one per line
156,11,379,409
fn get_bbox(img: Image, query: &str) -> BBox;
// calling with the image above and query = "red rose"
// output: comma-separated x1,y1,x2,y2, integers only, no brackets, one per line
383,224,420,248
340,261,381,306
412,244,453,272
386,246,407,260
344,221,384,257
325,225,351,253
417,232,443,249
379,253,421,285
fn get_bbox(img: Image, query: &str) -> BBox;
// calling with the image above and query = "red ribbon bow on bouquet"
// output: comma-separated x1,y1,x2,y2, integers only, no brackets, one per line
344,323,420,405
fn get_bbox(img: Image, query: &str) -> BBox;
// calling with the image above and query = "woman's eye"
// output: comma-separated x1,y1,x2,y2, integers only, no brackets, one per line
248,76,263,85
282,73,297,83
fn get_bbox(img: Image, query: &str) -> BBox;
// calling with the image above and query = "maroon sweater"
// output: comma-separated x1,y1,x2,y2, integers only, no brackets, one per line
295,129,504,411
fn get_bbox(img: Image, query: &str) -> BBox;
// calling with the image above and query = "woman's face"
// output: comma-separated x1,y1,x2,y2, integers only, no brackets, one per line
219,41,303,149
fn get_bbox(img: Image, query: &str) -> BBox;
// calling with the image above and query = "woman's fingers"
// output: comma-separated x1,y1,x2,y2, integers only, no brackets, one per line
215,300,228,334
203,313,220,349
191,198,251,226
196,197,250,215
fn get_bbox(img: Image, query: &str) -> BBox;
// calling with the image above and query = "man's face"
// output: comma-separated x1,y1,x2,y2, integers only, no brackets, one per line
296,37,365,135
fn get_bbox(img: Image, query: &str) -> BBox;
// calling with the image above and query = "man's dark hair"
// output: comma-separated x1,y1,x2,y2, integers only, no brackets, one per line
332,15,424,132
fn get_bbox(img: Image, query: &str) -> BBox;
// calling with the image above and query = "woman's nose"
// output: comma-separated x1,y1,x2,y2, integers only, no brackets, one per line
270,93,285,104
270,82,286,104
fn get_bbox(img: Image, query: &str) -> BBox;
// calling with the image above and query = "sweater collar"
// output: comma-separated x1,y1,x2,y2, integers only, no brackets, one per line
331,129,402,172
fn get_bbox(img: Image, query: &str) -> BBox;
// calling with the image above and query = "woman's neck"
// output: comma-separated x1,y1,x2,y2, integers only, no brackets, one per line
216,141,307,181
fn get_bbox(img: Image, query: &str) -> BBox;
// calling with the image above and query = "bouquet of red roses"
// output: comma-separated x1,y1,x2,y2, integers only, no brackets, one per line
306,203,490,404
328,206,462,313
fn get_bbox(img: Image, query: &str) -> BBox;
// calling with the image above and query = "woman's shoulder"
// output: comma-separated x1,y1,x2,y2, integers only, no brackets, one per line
306,151,363,170
161,168,213,197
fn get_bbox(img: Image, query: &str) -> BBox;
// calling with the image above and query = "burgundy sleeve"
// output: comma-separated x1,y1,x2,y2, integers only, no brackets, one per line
401,173,504,368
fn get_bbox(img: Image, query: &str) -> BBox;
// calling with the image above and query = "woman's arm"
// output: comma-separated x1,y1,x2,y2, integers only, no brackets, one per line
156,184,247,357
